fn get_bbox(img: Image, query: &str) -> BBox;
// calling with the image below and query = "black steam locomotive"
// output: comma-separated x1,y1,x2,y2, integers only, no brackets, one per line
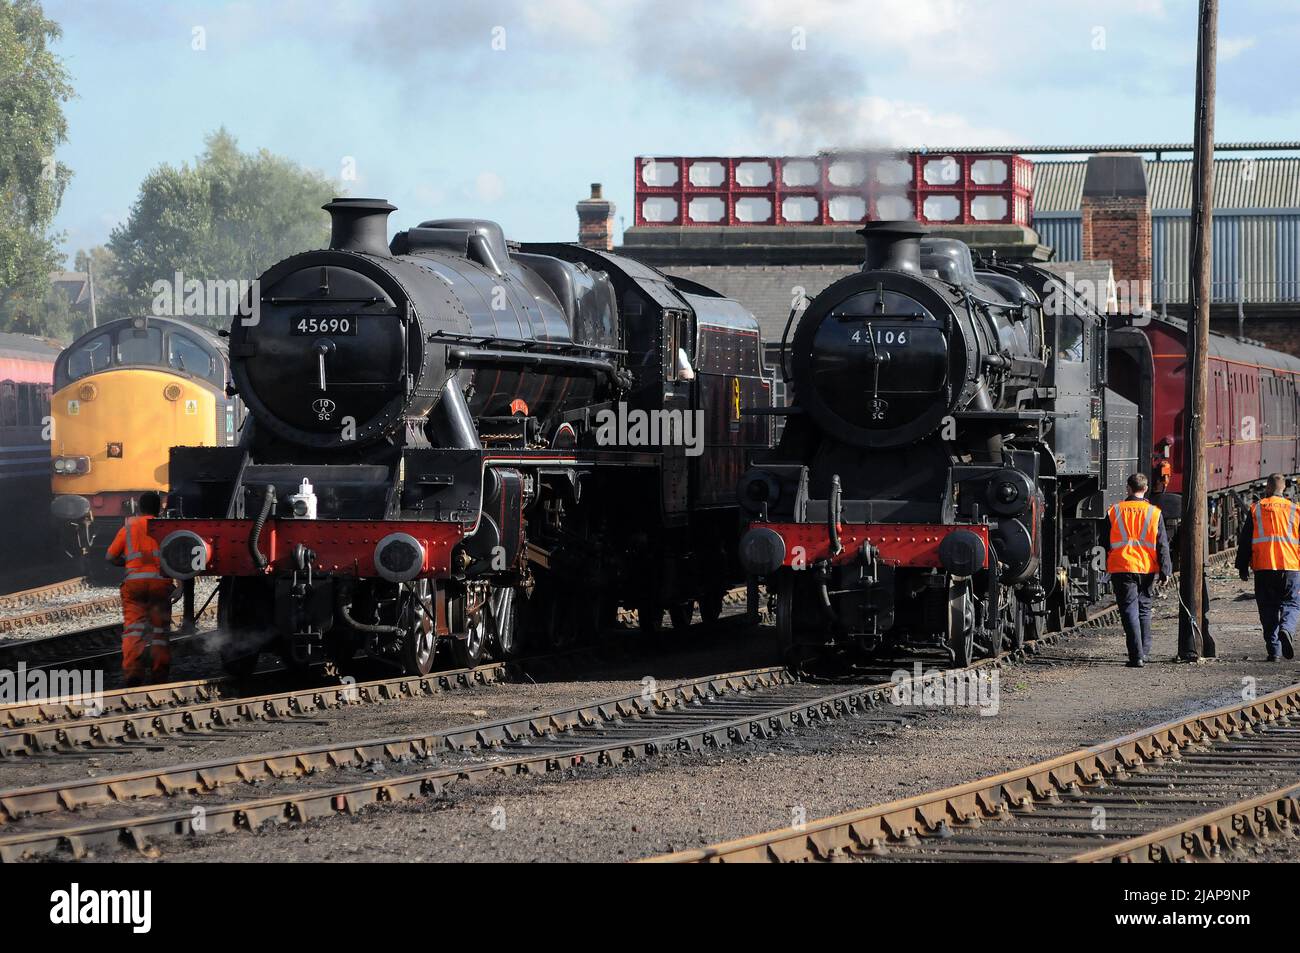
738,222,1137,665
156,199,771,675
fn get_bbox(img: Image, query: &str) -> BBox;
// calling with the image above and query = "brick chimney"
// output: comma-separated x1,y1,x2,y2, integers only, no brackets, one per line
1080,153,1151,312
576,183,616,250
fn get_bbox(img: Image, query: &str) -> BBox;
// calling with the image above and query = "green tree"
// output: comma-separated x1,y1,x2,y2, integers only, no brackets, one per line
106,129,336,327
0,276,73,337
0,0,74,330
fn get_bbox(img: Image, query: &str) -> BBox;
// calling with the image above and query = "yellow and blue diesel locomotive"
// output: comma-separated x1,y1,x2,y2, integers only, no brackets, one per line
49,316,241,565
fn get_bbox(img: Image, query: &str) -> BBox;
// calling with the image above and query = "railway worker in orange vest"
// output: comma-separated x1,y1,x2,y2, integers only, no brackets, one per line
1236,473,1300,661
106,492,175,686
1107,473,1172,668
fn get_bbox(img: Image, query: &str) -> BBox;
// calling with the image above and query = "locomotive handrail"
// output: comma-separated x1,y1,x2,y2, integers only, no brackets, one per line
427,328,626,355
447,347,626,384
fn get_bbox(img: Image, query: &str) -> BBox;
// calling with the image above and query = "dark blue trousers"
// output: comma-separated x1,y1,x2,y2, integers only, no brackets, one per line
1111,573,1156,663
1254,570,1300,658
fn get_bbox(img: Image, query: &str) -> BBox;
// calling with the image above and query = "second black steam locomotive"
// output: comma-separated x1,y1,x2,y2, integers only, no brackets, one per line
738,222,1136,665
155,199,771,675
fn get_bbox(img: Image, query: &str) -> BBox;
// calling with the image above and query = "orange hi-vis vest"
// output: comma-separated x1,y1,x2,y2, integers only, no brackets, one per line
108,515,164,581
1250,496,1300,571
1107,499,1161,574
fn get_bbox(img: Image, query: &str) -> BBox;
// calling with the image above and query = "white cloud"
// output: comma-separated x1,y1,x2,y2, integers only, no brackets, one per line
1218,35,1257,62
473,171,505,203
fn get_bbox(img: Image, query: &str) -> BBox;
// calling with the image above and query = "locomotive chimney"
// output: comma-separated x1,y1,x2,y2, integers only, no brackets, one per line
859,221,924,273
576,183,616,250
324,198,396,257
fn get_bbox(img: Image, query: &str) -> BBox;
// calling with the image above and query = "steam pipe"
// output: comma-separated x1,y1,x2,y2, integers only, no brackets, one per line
248,484,276,570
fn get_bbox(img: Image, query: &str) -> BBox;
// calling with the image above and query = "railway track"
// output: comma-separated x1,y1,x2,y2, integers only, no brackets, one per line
0,665,922,861
0,623,210,674
0,660,511,756
0,677,228,730
652,681,1300,863
0,595,121,638
0,597,1124,862
0,558,1237,861
0,577,91,615
0,601,759,739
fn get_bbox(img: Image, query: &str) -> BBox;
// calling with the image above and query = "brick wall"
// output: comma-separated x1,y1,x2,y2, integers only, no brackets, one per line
1081,195,1152,311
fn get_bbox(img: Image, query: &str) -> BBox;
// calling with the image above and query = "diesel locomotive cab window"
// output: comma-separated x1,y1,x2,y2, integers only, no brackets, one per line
117,326,162,365
168,332,216,380
65,332,112,380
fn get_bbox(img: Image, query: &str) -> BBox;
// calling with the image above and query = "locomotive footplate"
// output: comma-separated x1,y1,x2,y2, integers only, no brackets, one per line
154,518,463,580
740,522,991,573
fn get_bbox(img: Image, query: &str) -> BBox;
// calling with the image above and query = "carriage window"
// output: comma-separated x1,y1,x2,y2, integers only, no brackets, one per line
65,333,113,380
0,382,15,428
168,332,215,379
117,327,162,365
1057,316,1085,363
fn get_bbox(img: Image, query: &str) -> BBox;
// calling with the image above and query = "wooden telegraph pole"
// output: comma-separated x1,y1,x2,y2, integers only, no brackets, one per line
1179,0,1217,660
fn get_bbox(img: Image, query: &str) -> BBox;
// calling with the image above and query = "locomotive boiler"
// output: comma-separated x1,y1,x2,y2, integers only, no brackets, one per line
738,222,1136,665
156,199,771,675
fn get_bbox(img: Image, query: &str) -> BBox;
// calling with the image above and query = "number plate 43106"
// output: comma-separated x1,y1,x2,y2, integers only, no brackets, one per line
850,327,909,346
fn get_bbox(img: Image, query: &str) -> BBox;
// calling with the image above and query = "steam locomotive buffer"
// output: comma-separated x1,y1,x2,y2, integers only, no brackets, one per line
153,199,771,676
738,222,1136,667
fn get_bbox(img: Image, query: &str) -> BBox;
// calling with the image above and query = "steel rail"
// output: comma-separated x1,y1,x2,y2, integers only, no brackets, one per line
0,598,759,738
0,597,122,638
1065,780,1300,863
0,577,90,614
0,555,1236,860
0,666,793,822
0,666,839,859
0,660,511,757
648,681,1300,863
0,678,228,730
0,594,1134,861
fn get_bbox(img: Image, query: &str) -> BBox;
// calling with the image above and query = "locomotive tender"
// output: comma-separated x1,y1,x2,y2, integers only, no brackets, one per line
156,199,770,675
737,222,1137,665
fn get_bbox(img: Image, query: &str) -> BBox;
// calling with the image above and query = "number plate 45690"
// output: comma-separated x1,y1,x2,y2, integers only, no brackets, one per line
293,317,357,336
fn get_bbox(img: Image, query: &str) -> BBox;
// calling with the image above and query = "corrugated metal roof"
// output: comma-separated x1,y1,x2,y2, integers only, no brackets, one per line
1034,158,1300,213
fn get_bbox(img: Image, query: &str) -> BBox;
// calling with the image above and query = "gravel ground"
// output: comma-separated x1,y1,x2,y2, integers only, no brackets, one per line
8,564,1299,863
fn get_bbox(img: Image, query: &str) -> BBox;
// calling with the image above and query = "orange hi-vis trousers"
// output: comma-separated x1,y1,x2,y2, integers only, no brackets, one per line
121,579,173,684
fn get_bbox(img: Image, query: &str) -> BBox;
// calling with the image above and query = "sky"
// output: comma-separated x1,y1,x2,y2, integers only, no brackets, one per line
43,0,1300,262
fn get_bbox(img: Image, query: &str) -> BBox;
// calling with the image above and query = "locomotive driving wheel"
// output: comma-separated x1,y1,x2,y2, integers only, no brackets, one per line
398,580,437,675
452,601,490,669
946,579,975,668
488,584,524,659
1004,597,1026,654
